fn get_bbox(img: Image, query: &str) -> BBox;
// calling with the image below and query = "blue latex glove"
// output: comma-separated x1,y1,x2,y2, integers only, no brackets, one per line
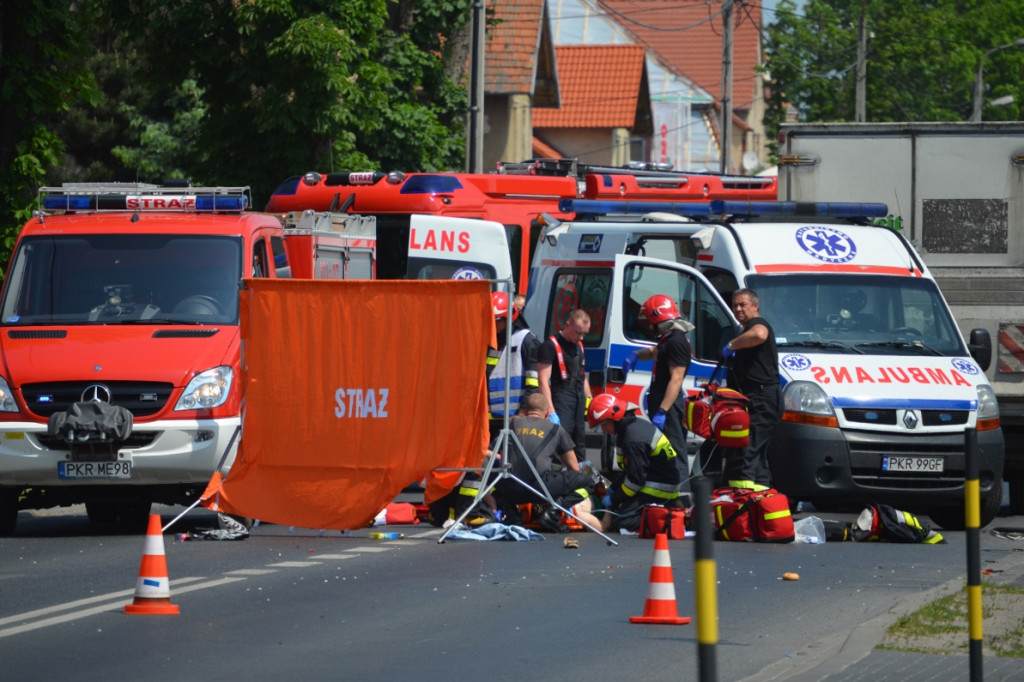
622,349,641,375
652,409,667,430
548,412,561,425
601,495,613,509
722,343,736,360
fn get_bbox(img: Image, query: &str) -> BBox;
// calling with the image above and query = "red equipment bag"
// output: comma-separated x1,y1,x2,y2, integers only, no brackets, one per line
708,387,750,448
711,488,794,543
685,392,713,439
686,383,750,448
639,505,688,540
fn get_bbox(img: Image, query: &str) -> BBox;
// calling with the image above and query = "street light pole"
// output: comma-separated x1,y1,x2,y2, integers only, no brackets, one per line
971,38,1024,122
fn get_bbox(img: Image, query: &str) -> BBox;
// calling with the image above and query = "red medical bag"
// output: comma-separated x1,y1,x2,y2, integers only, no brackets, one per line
639,505,688,540
686,384,750,448
711,488,794,543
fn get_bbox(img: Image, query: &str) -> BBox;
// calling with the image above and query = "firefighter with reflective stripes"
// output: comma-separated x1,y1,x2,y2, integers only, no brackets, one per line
622,294,694,478
587,393,683,532
486,292,540,441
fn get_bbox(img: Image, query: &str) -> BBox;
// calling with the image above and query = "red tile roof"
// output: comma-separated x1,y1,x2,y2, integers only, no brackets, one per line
532,136,564,158
486,0,559,106
532,44,647,128
599,0,763,109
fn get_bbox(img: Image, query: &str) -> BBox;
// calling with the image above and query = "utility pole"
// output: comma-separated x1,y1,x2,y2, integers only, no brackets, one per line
719,0,733,173
467,0,485,172
855,3,867,122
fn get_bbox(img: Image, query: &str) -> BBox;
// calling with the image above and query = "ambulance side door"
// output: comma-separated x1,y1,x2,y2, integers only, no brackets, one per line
606,253,738,412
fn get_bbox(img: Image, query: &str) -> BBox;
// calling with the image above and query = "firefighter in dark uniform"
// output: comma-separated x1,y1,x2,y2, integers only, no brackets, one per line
621,294,694,467
486,291,539,442
587,393,683,532
722,287,781,491
537,309,592,462
493,393,601,531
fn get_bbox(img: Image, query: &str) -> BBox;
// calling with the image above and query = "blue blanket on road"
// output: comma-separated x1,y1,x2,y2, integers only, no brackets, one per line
445,523,544,541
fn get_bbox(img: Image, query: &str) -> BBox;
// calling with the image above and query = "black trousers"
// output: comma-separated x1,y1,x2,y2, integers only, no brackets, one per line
723,383,782,488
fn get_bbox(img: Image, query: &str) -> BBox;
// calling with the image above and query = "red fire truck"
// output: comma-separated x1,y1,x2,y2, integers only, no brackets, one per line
264,159,778,295
0,183,511,534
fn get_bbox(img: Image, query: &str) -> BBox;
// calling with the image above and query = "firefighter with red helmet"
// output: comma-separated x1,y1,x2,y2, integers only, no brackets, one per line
587,393,683,532
486,291,540,442
622,294,694,480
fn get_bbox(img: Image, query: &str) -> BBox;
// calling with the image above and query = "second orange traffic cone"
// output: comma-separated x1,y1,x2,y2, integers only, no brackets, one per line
124,514,180,615
630,532,691,625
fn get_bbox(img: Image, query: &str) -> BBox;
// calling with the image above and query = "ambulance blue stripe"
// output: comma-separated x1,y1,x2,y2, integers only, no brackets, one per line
831,396,977,410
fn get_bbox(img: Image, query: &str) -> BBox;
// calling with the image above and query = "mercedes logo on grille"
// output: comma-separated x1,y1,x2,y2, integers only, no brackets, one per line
82,384,112,403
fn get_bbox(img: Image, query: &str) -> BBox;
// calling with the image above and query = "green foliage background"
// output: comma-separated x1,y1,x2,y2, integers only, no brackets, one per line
762,0,1024,156
0,0,475,270
1,1,1023,271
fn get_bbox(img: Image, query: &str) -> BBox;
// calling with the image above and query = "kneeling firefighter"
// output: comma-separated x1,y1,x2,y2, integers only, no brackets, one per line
587,393,684,532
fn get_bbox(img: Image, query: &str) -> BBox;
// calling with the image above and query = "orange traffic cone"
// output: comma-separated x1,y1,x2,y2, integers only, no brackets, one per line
124,514,180,615
630,532,691,625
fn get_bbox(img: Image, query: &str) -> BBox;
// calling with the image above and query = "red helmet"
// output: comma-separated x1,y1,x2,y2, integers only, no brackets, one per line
491,291,519,322
640,294,681,326
587,393,628,428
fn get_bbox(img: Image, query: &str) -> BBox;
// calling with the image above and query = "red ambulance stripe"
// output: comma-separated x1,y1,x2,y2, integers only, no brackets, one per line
540,259,616,267
998,326,1024,373
753,263,922,276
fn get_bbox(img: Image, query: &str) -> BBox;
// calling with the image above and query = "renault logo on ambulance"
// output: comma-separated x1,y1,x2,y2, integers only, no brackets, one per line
82,384,112,403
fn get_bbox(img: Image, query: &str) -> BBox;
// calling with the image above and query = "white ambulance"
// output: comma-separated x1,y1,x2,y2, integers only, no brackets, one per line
524,199,1004,529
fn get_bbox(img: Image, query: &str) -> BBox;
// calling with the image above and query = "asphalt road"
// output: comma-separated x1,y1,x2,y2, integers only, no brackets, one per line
2,503,1023,682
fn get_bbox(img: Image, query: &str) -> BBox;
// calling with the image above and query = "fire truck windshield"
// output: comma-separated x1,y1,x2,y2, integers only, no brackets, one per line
0,234,242,325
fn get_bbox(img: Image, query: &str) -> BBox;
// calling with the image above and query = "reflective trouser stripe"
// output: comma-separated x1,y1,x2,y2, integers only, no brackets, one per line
727,480,769,492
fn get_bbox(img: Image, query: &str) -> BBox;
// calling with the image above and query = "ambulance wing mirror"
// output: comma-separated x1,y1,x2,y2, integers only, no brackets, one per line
690,227,715,251
968,328,992,372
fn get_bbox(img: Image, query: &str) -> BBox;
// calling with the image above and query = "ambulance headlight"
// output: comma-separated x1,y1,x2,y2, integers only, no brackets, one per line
976,384,1000,421
0,376,17,412
782,381,834,417
175,366,234,410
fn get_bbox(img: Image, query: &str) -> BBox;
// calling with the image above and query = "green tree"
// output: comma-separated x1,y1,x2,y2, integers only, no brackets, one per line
0,1,100,266
101,0,473,204
763,0,1024,154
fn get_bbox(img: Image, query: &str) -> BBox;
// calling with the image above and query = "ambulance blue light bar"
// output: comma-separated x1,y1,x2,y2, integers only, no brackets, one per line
559,199,715,215
561,198,889,220
39,184,250,213
709,200,889,218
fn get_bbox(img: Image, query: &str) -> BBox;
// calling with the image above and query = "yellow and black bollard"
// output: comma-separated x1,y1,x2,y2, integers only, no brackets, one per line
964,427,983,682
693,476,718,682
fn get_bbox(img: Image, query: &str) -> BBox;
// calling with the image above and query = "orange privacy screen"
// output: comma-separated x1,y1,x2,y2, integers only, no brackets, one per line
202,279,494,530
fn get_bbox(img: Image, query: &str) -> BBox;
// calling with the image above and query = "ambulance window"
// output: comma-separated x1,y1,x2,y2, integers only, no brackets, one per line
693,286,735,361
622,263,699,343
503,223,524,287
701,267,739,303
546,269,610,344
